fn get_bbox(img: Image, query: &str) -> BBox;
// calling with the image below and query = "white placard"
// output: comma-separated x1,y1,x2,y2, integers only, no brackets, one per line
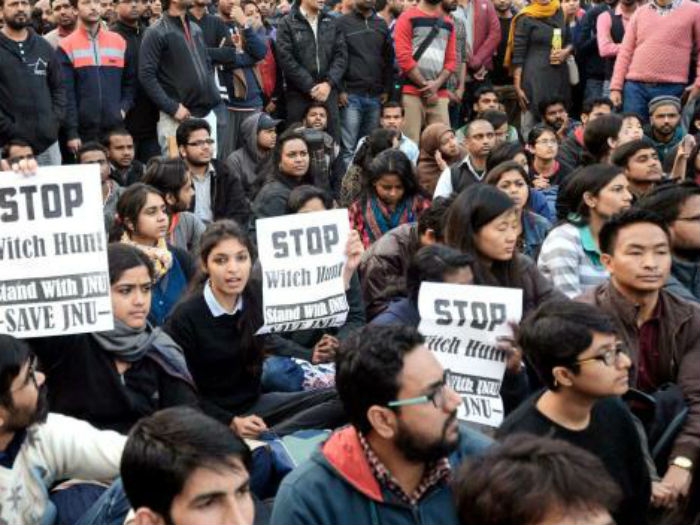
255,209,350,334
418,282,523,427
0,165,113,337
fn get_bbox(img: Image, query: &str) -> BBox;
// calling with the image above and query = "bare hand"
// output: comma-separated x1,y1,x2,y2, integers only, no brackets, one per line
265,100,277,114
312,334,339,364
380,93,389,104
549,49,566,65
1,157,39,176
610,90,622,108
658,465,692,507
532,176,550,190
678,135,696,158
435,150,448,172
651,481,675,508
310,82,331,102
231,415,268,439
173,104,191,122
473,66,488,81
230,5,247,25
515,87,529,111
67,138,82,154
420,80,439,99
338,92,349,108
342,229,364,289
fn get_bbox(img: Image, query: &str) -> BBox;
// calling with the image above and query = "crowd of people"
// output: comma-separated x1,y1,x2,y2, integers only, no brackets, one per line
1,0,700,520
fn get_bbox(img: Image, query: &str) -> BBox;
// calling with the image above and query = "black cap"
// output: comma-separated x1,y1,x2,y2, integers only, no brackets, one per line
258,114,281,132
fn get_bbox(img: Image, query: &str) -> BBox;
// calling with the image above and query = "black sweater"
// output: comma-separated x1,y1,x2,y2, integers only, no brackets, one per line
31,334,198,434
497,393,651,525
165,293,263,423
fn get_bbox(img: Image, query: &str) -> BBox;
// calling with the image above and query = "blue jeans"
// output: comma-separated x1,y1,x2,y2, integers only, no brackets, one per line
623,81,685,122
339,93,382,174
584,78,605,103
261,356,305,393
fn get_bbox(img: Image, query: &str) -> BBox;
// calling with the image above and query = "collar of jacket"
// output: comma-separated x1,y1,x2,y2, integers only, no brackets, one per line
596,280,694,330
112,19,145,35
291,3,331,23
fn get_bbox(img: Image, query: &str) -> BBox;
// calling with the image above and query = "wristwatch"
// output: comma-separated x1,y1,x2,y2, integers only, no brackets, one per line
670,456,694,471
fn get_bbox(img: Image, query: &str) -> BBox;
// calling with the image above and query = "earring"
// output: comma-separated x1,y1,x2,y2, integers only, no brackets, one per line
553,377,559,388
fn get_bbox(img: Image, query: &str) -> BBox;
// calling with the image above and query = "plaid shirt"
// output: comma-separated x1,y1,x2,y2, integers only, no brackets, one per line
357,432,451,506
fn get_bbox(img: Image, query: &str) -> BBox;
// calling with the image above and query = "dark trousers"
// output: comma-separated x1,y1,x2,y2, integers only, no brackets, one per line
285,89,340,143
243,387,346,436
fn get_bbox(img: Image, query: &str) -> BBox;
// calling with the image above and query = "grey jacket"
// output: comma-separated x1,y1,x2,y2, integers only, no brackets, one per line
172,211,205,253
225,112,273,200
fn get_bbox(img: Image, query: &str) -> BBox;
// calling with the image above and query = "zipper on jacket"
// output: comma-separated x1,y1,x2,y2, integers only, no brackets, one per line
91,32,104,125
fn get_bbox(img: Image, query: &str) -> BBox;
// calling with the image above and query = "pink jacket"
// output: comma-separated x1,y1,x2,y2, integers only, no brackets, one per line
464,0,501,71
610,0,700,91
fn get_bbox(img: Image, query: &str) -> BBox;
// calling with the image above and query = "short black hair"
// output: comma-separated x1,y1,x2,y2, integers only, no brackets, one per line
636,181,700,224
381,101,405,117
538,96,567,118
486,141,526,172
405,244,473,301
286,184,333,213
2,139,33,159
121,407,251,522
336,325,425,434
77,141,108,163
611,138,657,168
518,300,616,389
474,85,499,102
102,128,133,148
455,434,622,525
583,113,622,162
417,195,454,240
581,97,614,115
598,208,670,255
0,336,31,409
175,119,211,148
108,242,155,285
304,102,328,118
480,110,509,131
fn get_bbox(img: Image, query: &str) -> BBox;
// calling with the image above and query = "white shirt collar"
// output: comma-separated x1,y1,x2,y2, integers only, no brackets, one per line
204,281,243,317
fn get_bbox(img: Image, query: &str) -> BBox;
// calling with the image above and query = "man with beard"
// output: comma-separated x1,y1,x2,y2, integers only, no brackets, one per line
139,0,220,156
103,128,144,185
270,325,492,525
0,0,65,166
44,0,77,48
612,138,665,199
644,96,684,165
0,336,125,525
538,96,580,140
336,0,393,174
376,0,402,30
176,118,250,226
433,119,495,197
297,102,340,195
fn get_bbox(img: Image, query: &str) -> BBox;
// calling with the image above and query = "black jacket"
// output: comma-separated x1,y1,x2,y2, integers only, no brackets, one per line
275,5,348,94
111,20,159,140
0,29,65,153
139,14,220,117
190,158,251,227
336,10,393,96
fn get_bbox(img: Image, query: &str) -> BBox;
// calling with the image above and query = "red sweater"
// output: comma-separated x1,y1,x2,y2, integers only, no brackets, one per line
395,6,457,98
610,0,700,91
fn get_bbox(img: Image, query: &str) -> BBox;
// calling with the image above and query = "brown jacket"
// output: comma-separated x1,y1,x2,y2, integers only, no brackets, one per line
415,123,465,195
578,282,700,464
359,223,422,320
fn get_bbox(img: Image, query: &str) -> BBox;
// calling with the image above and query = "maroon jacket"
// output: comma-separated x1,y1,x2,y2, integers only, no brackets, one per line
464,0,501,71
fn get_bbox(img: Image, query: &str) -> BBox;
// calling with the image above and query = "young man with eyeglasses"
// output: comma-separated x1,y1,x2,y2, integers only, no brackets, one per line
497,300,651,525
175,118,249,227
579,208,700,511
270,324,491,525
0,335,125,525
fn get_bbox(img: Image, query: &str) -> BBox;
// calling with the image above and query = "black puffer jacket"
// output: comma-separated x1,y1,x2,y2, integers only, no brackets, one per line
275,5,348,94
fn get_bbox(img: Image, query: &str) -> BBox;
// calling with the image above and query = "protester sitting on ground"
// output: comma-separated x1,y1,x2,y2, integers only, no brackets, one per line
497,300,651,525
258,186,366,393
485,161,552,259
225,112,278,201
617,113,645,145
104,128,144,186
360,196,453,320
480,109,516,146
1,139,35,170
349,149,431,249
270,325,492,525
455,435,623,525
353,101,420,165
486,141,554,223
637,182,700,304
339,127,399,207
111,183,194,325
252,129,313,227
443,184,565,317
121,407,255,525
165,220,352,438
77,140,124,232
415,123,465,196
583,113,623,164
0,335,127,525
31,243,197,434
142,157,205,253
556,97,614,173
526,124,571,219
611,139,666,200
579,209,700,508
538,164,633,298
